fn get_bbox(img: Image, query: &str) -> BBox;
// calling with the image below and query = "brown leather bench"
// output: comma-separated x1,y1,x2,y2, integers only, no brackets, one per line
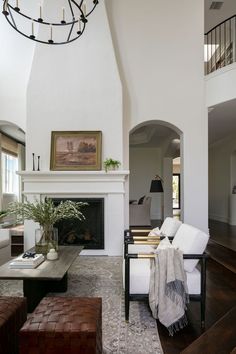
19,297,102,354
0,296,27,354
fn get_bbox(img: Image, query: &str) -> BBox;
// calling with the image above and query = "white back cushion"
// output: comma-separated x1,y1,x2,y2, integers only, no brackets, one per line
160,217,182,237
172,223,209,273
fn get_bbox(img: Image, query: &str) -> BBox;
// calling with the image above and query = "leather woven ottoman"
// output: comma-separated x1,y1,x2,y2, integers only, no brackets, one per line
19,297,102,354
0,296,27,354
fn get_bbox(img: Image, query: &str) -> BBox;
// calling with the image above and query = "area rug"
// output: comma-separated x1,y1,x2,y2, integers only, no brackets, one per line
0,256,163,354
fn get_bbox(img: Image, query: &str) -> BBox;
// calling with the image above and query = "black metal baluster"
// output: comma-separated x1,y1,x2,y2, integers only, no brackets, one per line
219,24,221,68
211,31,213,73
224,21,226,67
230,19,232,64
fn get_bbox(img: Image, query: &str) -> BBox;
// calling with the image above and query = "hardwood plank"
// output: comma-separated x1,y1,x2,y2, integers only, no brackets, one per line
209,219,236,251
157,259,236,353
180,306,236,354
207,239,236,273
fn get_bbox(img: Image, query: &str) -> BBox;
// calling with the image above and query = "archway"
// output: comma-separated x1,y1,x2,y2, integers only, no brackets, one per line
129,120,182,227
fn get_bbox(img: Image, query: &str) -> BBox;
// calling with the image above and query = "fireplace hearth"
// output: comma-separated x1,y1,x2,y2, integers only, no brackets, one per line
52,198,104,250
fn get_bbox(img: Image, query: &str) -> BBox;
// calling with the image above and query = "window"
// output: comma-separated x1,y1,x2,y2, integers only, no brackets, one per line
172,174,180,209
1,152,19,195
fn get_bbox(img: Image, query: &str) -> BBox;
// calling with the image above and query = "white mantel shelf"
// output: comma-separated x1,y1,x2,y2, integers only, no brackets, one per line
18,170,129,180
18,171,129,183
18,170,130,195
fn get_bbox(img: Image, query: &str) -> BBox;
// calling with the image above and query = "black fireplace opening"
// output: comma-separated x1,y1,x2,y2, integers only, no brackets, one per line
52,198,104,250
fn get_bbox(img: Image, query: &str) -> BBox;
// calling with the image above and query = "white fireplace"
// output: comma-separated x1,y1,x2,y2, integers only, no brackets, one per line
19,170,129,256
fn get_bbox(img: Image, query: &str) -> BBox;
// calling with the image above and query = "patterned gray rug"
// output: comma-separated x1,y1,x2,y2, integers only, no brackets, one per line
0,256,163,354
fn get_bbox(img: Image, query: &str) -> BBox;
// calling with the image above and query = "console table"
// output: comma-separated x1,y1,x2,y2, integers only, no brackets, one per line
0,246,83,312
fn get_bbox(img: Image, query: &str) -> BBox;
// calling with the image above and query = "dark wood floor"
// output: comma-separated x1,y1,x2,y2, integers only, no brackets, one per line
209,219,236,251
157,219,236,354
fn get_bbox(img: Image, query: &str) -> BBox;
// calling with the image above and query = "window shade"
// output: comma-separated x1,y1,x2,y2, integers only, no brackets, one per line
1,134,18,157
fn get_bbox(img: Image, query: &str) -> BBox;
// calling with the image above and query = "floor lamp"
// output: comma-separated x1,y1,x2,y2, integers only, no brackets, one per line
150,175,164,222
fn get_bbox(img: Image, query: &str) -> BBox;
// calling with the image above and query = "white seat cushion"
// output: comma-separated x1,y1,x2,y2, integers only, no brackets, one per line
128,244,155,254
186,268,201,295
128,259,151,294
125,259,201,295
172,223,209,273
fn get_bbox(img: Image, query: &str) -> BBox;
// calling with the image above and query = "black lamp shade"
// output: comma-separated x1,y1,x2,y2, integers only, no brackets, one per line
150,179,163,193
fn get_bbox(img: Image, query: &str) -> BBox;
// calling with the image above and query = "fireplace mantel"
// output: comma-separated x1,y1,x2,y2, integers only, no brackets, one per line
19,170,129,256
18,170,129,195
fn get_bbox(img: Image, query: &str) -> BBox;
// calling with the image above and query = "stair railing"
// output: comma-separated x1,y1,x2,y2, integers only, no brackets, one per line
205,15,236,75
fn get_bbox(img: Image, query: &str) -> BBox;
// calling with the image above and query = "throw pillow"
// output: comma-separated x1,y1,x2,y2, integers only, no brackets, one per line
138,195,145,204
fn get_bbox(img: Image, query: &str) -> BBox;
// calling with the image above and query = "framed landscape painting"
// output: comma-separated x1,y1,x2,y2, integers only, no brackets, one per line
50,131,102,171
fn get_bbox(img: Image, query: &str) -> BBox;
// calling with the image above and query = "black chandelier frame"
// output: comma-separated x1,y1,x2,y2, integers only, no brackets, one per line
2,0,99,45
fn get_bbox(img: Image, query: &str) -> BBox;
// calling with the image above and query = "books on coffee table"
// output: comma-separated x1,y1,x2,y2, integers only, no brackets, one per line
9,253,45,269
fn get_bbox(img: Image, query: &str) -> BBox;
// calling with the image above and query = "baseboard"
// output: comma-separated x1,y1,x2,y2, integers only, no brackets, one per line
209,214,229,223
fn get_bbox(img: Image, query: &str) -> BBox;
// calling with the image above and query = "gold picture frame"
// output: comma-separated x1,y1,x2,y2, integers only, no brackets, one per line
50,131,102,171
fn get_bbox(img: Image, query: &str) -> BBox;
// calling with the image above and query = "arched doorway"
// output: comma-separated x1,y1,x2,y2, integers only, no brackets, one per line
129,120,182,227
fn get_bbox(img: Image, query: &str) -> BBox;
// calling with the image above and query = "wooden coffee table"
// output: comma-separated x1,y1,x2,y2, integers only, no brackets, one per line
0,246,83,312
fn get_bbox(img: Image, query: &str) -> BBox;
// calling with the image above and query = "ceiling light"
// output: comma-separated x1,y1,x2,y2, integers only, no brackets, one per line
2,0,99,45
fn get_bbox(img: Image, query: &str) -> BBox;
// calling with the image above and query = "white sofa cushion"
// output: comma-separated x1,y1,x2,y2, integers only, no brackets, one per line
0,229,10,248
172,223,209,273
125,259,201,295
148,217,182,237
160,217,182,236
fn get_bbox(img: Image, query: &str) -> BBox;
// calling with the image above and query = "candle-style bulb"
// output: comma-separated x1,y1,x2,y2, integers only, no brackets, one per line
82,2,86,16
48,25,54,43
31,21,34,35
77,18,81,33
15,0,20,11
40,5,42,18
62,7,65,21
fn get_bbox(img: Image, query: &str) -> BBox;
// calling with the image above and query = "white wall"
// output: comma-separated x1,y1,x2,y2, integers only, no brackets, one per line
209,133,236,222
0,6,35,131
0,0,208,233
26,1,122,170
206,63,236,107
106,0,208,232
129,147,162,219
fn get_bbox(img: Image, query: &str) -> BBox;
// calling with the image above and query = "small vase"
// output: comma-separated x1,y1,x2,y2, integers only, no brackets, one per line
35,226,58,255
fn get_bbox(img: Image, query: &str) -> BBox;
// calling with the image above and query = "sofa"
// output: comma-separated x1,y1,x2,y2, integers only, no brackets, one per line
0,229,11,266
129,196,152,226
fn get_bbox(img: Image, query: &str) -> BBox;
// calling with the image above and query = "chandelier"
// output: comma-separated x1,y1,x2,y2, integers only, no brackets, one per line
2,0,99,45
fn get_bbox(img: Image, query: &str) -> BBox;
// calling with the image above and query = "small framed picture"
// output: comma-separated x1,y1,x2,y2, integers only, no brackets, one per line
50,131,102,171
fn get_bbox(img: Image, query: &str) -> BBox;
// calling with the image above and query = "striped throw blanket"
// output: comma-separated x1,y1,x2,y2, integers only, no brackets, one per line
149,237,189,335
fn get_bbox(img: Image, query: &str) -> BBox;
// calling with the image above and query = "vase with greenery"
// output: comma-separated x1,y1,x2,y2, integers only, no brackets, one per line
7,198,87,254
104,158,121,172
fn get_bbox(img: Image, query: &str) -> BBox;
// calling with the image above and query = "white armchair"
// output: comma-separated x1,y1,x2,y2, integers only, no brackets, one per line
129,196,152,226
124,223,209,330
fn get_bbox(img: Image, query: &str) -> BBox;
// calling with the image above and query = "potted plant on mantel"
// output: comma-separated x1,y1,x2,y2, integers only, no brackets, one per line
104,158,121,172
6,198,87,254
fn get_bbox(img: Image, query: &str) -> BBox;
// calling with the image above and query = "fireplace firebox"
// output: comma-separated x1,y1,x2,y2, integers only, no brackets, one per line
52,198,104,250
